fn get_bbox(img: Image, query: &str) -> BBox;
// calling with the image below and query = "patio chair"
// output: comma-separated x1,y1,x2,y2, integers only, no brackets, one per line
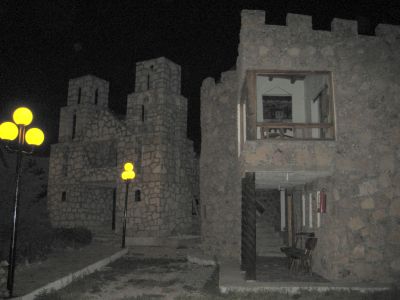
288,237,318,273
280,232,314,269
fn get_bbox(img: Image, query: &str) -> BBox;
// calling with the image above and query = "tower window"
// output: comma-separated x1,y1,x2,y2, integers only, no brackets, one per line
77,87,81,104
141,105,145,122
61,191,67,202
147,73,150,90
135,190,141,202
72,114,77,139
94,89,98,105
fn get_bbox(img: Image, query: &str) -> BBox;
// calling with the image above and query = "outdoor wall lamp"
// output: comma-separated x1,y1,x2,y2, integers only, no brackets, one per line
0,106,44,298
120,162,135,248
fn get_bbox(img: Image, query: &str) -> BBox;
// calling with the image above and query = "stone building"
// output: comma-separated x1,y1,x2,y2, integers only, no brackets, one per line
200,10,400,283
48,57,198,244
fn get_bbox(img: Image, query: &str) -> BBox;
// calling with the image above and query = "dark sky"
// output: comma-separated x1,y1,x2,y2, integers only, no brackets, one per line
1,0,399,155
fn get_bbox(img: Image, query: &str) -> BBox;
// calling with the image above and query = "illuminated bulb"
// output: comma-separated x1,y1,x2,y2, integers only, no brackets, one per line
121,170,136,181
124,162,134,171
0,122,19,141
13,107,33,126
25,128,45,146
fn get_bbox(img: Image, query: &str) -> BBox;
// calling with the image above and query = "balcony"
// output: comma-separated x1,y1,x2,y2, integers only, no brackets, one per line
239,70,336,186
240,70,335,143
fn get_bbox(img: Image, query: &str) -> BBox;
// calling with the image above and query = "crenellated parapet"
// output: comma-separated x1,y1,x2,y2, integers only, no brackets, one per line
241,9,400,41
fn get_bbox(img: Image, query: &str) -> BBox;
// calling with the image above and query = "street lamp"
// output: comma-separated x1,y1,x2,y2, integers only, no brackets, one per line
120,162,135,248
0,107,44,298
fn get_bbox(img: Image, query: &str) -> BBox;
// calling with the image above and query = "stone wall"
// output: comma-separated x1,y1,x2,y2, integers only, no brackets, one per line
200,71,242,259
236,10,400,283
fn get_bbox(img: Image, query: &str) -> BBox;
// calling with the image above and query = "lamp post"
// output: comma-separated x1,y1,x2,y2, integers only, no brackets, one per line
0,107,44,298
120,162,135,248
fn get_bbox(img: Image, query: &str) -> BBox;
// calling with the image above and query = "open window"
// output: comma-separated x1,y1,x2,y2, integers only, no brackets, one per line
242,71,335,141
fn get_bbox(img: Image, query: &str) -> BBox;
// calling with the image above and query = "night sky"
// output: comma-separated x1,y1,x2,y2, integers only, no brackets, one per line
1,0,399,155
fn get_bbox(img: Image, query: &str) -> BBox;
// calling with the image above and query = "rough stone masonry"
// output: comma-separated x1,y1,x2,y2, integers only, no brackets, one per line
200,10,400,283
48,57,198,243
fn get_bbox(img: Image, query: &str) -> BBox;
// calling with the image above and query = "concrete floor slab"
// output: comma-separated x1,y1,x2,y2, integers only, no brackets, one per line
219,259,391,295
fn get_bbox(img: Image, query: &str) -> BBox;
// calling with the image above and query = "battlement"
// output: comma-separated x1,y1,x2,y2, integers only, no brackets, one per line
241,9,400,40
135,57,181,94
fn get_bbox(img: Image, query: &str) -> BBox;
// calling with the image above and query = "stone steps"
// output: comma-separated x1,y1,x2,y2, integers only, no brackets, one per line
93,230,121,243
256,217,285,257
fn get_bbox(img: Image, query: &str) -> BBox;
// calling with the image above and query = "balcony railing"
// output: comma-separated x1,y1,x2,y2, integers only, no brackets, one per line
256,122,334,140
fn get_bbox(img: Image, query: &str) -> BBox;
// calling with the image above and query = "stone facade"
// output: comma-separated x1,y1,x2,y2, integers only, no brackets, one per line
48,57,198,242
200,71,242,259
200,10,400,283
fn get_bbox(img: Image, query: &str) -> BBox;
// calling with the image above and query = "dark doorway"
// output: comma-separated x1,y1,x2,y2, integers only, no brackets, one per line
241,172,256,280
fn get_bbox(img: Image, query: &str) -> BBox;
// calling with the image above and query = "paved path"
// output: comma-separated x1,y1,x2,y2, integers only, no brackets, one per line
13,242,120,297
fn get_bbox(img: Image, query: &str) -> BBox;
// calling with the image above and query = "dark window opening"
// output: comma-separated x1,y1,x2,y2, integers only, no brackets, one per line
262,95,292,121
192,198,199,215
141,105,145,122
94,89,98,105
147,74,150,90
77,87,81,104
72,114,77,139
135,190,141,202
112,188,116,230
61,191,66,202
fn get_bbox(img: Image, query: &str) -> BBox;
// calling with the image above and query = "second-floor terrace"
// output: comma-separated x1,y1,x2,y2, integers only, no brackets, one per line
239,70,336,184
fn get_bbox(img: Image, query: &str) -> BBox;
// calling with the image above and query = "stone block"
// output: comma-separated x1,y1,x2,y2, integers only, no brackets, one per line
286,14,312,31
372,209,386,221
366,250,383,262
241,10,265,27
348,216,365,231
389,199,400,217
361,197,375,209
331,18,357,35
352,245,365,258
390,259,400,272
358,180,378,196
387,230,400,244
375,24,400,44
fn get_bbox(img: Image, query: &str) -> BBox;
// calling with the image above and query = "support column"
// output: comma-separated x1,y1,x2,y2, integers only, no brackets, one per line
287,193,293,247
241,172,256,280
280,188,286,231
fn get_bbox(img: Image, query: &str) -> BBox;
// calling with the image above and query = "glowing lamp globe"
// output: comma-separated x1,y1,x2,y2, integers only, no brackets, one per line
0,122,19,141
13,107,33,126
25,128,45,146
124,162,134,171
121,170,136,181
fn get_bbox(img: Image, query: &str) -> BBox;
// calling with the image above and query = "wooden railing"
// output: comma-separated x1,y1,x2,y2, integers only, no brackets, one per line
256,122,334,140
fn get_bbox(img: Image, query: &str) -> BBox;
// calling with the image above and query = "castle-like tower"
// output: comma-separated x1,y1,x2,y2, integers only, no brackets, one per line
48,57,197,244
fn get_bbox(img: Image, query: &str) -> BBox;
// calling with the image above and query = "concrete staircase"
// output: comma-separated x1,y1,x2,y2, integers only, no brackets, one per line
256,216,285,257
93,231,121,244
